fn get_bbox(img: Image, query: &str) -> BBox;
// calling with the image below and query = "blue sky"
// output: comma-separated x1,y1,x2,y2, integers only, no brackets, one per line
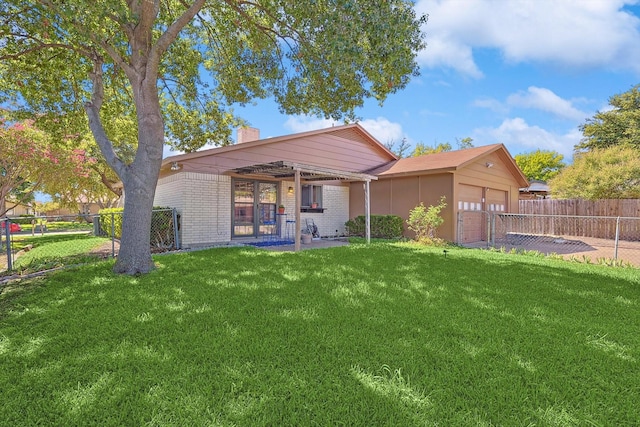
166,0,640,162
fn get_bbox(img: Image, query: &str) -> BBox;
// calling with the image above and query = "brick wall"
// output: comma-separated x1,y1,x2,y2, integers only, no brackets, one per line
306,184,350,237
155,172,231,248
155,175,350,246
278,181,350,238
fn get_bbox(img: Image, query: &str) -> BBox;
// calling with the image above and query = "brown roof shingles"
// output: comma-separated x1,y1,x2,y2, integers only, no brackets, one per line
366,144,504,176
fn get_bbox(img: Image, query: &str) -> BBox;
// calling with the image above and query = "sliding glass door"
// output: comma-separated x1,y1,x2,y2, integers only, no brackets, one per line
233,180,277,238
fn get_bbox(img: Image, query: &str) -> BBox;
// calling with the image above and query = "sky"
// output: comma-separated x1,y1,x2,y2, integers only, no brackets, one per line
165,0,640,162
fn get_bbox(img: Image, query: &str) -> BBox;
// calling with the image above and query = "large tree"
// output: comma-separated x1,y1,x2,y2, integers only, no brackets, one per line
514,149,565,182
577,84,640,151
0,1,426,274
549,146,640,200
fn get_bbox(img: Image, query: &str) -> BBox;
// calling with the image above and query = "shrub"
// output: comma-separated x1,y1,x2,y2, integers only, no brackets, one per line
98,208,124,238
406,196,447,243
11,215,36,225
345,215,404,239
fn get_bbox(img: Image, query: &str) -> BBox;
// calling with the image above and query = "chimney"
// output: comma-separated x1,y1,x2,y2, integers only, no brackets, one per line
237,127,260,144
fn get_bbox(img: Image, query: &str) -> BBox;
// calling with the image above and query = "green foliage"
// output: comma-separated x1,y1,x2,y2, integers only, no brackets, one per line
98,208,124,238
456,137,474,150
577,84,640,151
406,196,447,242
345,215,404,239
515,150,566,182
410,138,473,158
412,142,452,157
0,1,426,152
550,146,640,199
10,215,35,225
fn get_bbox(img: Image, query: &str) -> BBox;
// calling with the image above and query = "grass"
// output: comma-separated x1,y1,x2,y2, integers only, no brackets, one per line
0,242,638,425
1,233,110,275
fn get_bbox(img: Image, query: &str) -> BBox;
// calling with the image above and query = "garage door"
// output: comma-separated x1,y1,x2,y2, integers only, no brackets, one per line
458,185,483,243
486,189,507,213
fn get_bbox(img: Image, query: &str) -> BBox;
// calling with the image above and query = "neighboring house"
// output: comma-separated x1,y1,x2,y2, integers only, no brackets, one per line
4,201,33,216
519,179,550,199
350,144,529,243
157,124,528,249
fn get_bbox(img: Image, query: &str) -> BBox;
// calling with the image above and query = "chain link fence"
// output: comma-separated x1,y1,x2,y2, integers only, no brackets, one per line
458,211,640,267
1,209,179,277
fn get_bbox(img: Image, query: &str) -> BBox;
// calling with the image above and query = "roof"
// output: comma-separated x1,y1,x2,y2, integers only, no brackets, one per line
520,180,550,192
231,161,378,182
161,122,396,168
365,144,529,187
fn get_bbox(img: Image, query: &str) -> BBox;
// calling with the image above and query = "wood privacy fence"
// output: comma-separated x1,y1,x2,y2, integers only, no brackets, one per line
519,199,640,217
517,199,640,241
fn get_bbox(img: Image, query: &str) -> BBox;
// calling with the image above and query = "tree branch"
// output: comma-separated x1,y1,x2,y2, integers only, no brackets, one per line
84,59,126,180
150,0,206,73
0,32,94,60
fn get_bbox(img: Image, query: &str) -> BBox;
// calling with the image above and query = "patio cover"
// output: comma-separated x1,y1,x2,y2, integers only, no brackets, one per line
231,161,377,251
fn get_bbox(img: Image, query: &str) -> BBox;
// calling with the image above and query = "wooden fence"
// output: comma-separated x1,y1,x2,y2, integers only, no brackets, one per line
519,199,640,217
515,199,640,240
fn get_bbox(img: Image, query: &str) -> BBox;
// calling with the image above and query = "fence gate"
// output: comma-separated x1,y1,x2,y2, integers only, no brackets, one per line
457,210,491,247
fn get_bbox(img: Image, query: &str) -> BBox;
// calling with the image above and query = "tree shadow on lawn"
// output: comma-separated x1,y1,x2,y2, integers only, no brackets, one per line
1,244,639,425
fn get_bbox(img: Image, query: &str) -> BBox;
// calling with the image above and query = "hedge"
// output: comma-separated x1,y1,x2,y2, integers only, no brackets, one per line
344,215,404,239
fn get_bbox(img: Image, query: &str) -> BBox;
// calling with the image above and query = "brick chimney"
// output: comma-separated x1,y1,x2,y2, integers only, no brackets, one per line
237,127,260,144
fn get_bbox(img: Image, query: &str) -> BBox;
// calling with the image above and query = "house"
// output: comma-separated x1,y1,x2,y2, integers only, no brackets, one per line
350,144,528,243
156,124,390,250
3,201,33,217
156,124,528,249
519,179,550,199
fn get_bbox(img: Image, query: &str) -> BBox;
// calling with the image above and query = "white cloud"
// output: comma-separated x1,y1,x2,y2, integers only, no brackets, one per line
358,118,406,144
473,87,590,122
506,87,589,121
284,115,406,144
283,116,340,133
415,0,640,76
474,117,581,159
472,97,509,114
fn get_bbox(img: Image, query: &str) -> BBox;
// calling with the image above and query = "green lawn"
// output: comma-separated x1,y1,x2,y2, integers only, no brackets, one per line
0,242,638,426
2,233,110,274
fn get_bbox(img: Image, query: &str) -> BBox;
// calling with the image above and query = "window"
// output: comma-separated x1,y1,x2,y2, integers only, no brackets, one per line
301,185,323,208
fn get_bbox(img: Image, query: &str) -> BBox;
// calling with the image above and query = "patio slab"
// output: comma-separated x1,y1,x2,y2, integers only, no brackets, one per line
249,238,350,252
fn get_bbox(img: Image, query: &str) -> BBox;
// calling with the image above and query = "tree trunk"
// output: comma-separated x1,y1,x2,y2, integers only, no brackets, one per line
114,174,157,274
112,99,164,275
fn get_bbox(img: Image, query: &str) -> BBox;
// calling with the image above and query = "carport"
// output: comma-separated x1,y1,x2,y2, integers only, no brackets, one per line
232,160,377,251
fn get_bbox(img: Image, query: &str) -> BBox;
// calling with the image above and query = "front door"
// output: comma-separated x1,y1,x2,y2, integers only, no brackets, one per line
233,180,277,238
